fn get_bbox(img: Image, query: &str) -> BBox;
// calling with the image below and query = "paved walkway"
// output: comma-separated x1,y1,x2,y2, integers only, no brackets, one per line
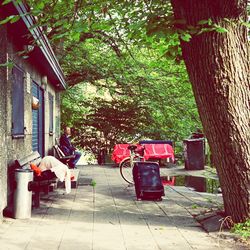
0,165,247,250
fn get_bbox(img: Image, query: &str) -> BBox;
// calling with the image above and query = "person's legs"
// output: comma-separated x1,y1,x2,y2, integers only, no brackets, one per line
69,151,81,168
97,151,102,165
100,149,106,165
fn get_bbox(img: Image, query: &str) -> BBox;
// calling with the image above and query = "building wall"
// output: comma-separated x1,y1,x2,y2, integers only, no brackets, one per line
0,24,62,218
0,24,8,222
44,84,61,155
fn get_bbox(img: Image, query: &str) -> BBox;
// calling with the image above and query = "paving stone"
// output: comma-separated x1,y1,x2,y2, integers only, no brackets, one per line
198,214,225,232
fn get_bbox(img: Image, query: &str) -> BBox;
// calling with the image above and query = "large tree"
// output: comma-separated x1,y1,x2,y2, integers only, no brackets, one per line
170,0,250,222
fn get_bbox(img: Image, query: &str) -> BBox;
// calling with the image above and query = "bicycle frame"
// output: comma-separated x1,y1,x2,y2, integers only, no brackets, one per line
119,144,144,184
122,145,143,164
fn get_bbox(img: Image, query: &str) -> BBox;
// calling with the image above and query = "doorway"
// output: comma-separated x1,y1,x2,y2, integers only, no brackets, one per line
32,82,44,156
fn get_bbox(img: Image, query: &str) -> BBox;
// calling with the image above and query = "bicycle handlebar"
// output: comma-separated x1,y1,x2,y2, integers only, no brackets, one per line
127,145,138,151
127,144,145,156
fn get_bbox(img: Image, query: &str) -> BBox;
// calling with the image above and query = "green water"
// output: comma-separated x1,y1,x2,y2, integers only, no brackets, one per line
161,175,220,194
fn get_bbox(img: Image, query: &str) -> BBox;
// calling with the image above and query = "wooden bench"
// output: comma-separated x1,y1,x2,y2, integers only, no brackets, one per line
15,151,57,208
53,144,75,166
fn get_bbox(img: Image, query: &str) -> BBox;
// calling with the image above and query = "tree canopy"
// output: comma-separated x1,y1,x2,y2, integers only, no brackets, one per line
14,0,201,149
60,41,200,149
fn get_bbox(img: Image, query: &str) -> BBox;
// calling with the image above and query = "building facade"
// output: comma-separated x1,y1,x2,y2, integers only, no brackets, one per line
0,1,66,220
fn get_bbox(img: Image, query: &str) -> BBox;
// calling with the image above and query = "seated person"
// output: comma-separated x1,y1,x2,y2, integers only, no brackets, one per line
59,126,81,169
97,146,107,165
31,156,72,194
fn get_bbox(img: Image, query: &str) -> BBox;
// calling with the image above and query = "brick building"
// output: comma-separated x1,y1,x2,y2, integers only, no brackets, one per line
0,1,66,220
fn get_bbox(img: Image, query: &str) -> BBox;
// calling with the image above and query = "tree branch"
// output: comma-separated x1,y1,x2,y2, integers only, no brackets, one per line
79,30,122,57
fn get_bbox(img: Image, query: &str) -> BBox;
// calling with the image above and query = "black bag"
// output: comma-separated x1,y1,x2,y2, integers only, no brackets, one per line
34,170,56,181
133,161,164,200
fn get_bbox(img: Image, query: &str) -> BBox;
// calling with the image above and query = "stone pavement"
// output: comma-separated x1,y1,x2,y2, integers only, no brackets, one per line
0,164,247,250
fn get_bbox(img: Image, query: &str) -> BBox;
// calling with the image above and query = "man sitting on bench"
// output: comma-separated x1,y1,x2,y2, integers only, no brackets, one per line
59,126,81,169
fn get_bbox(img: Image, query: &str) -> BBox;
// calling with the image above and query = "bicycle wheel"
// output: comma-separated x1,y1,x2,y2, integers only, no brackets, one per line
119,158,134,184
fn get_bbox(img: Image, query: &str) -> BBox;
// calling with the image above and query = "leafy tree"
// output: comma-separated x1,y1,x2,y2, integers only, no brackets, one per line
60,45,199,153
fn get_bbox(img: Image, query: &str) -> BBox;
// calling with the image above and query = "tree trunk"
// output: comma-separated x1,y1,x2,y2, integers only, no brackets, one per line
171,0,250,223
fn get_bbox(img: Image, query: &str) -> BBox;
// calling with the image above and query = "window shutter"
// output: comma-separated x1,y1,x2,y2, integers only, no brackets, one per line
49,93,54,134
12,66,24,138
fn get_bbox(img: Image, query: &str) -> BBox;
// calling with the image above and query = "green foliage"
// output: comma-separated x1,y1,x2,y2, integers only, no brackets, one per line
0,15,20,25
2,0,16,5
22,0,201,152
60,44,200,152
206,178,220,194
90,180,97,187
191,204,198,209
231,219,250,239
213,25,228,33
0,61,14,68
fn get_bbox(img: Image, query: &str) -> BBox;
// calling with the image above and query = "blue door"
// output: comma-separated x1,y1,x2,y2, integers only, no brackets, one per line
32,82,44,156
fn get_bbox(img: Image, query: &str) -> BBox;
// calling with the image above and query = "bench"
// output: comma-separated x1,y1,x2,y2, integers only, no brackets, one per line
53,144,75,166
15,151,57,208
53,137,75,167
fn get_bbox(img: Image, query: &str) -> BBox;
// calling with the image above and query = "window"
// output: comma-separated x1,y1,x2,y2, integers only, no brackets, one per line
49,92,54,135
12,66,24,138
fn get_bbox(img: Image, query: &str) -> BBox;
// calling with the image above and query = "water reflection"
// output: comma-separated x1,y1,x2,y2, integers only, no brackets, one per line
161,176,175,186
161,175,220,194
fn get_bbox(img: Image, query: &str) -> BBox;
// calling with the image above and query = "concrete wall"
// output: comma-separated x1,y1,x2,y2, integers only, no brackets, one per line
0,24,62,219
0,24,8,222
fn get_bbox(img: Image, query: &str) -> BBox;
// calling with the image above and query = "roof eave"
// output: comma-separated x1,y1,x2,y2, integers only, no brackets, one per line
13,0,67,90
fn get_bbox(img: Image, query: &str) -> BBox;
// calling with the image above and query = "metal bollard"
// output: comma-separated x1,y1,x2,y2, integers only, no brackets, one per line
13,169,33,219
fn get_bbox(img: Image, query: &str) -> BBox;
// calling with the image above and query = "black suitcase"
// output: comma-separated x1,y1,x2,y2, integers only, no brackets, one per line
133,161,164,200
